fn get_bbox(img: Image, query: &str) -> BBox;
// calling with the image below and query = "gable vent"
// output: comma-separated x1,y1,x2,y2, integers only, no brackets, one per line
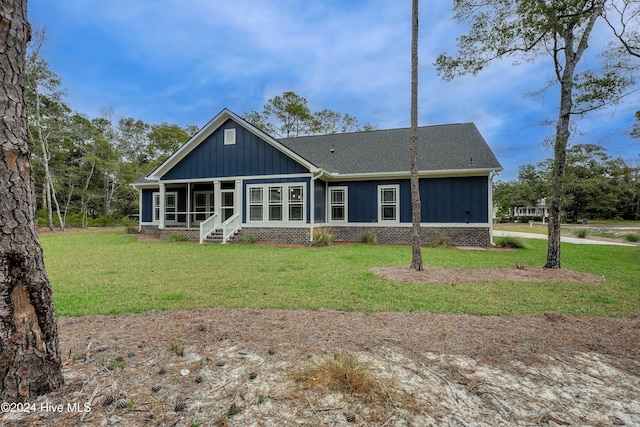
224,128,236,145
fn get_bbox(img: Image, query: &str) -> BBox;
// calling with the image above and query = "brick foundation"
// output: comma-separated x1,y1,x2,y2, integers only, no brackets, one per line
329,226,491,246
139,224,491,246
236,228,311,244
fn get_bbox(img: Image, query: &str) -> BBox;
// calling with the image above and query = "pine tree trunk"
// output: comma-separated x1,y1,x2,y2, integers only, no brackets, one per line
409,0,422,271
0,0,64,401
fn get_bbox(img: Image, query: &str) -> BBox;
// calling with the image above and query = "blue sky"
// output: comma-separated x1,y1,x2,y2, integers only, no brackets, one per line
29,0,639,181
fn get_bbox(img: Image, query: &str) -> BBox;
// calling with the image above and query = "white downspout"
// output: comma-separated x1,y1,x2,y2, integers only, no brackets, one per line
159,183,166,230
488,171,496,245
310,169,325,242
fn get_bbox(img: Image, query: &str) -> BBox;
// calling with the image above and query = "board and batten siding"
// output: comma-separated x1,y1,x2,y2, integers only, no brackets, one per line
329,175,489,224
161,119,309,180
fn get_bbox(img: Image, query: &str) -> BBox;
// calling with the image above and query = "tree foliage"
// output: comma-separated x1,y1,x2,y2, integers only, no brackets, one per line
243,91,375,137
436,0,640,268
495,144,639,221
25,33,195,228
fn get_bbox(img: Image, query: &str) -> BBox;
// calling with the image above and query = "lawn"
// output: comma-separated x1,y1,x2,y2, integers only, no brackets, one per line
41,230,640,317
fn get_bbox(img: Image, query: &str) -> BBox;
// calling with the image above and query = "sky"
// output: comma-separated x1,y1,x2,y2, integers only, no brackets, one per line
28,0,639,181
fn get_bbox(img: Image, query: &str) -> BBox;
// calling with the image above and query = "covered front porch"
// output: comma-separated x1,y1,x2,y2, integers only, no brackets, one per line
155,179,242,243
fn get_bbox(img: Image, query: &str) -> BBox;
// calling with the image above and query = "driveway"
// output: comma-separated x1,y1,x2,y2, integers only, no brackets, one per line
493,230,636,246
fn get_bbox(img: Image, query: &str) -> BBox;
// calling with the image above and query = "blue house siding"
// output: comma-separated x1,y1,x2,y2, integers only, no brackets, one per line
330,180,410,223
421,176,488,223
162,119,309,180
141,189,155,223
314,180,326,223
328,176,489,224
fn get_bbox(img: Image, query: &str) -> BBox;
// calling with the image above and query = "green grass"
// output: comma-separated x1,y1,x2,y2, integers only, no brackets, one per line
41,230,640,317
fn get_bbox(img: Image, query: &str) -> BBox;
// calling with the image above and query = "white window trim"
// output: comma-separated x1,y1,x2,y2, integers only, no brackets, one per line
224,128,236,145
246,183,306,225
378,184,400,223
328,186,348,223
153,192,161,224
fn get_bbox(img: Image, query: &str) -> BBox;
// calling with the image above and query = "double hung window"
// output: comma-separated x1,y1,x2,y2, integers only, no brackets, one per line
247,183,305,223
379,185,399,222
329,187,347,222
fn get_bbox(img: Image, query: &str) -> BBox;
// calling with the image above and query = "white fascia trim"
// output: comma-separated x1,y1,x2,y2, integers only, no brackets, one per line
157,173,313,185
322,168,501,181
131,182,159,189
148,108,317,180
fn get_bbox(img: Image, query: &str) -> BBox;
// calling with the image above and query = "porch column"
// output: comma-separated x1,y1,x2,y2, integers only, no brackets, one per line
187,182,192,228
235,179,242,222
159,183,166,229
213,181,221,216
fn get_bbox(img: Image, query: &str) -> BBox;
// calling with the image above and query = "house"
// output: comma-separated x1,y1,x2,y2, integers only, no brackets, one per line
132,108,503,245
511,198,549,221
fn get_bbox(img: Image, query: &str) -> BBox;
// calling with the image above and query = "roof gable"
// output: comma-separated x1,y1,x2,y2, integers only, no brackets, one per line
148,109,316,181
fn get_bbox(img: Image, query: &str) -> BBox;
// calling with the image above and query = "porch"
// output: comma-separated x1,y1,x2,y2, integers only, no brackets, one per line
155,179,242,243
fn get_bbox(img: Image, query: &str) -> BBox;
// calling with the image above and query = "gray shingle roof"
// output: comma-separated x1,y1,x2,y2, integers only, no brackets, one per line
279,123,502,175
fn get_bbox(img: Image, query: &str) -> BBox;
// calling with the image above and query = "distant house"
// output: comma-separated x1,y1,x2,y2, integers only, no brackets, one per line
511,198,549,221
132,108,503,245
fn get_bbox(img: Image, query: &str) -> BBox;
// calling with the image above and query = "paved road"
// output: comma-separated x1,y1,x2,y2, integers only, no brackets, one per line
493,230,636,246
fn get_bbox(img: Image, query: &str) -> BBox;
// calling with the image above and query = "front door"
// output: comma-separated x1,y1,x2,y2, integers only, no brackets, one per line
220,181,235,222
193,191,214,223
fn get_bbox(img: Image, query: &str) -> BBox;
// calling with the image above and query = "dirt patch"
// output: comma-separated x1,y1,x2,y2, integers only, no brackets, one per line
2,309,639,426
370,265,607,285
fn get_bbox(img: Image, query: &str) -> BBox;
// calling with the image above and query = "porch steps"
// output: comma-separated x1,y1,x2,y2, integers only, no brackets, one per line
204,229,240,244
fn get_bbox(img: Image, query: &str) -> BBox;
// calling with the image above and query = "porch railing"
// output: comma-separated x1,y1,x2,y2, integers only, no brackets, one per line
221,213,241,244
199,212,220,244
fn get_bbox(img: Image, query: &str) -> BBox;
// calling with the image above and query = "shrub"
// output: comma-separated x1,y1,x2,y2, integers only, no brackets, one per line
120,216,138,234
361,232,378,245
312,228,333,247
167,232,189,242
624,233,640,242
239,234,258,244
494,236,530,249
428,232,449,248
573,228,589,238
90,215,118,227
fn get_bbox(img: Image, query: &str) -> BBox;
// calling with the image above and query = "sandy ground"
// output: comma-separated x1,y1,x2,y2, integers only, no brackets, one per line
2,308,639,427
7,228,635,426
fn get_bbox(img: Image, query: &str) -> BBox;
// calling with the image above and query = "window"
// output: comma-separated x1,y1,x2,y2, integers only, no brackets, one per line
329,187,347,222
249,187,263,221
224,128,236,145
247,183,305,223
379,185,399,222
269,186,283,221
289,186,304,221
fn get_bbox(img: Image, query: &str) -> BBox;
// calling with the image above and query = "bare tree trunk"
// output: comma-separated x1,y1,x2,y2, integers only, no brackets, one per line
0,0,64,401
50,179,65,230
409,0,423,271
544,5,601,268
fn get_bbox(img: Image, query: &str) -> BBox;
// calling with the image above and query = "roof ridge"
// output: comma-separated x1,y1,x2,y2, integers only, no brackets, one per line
279,122,474,141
